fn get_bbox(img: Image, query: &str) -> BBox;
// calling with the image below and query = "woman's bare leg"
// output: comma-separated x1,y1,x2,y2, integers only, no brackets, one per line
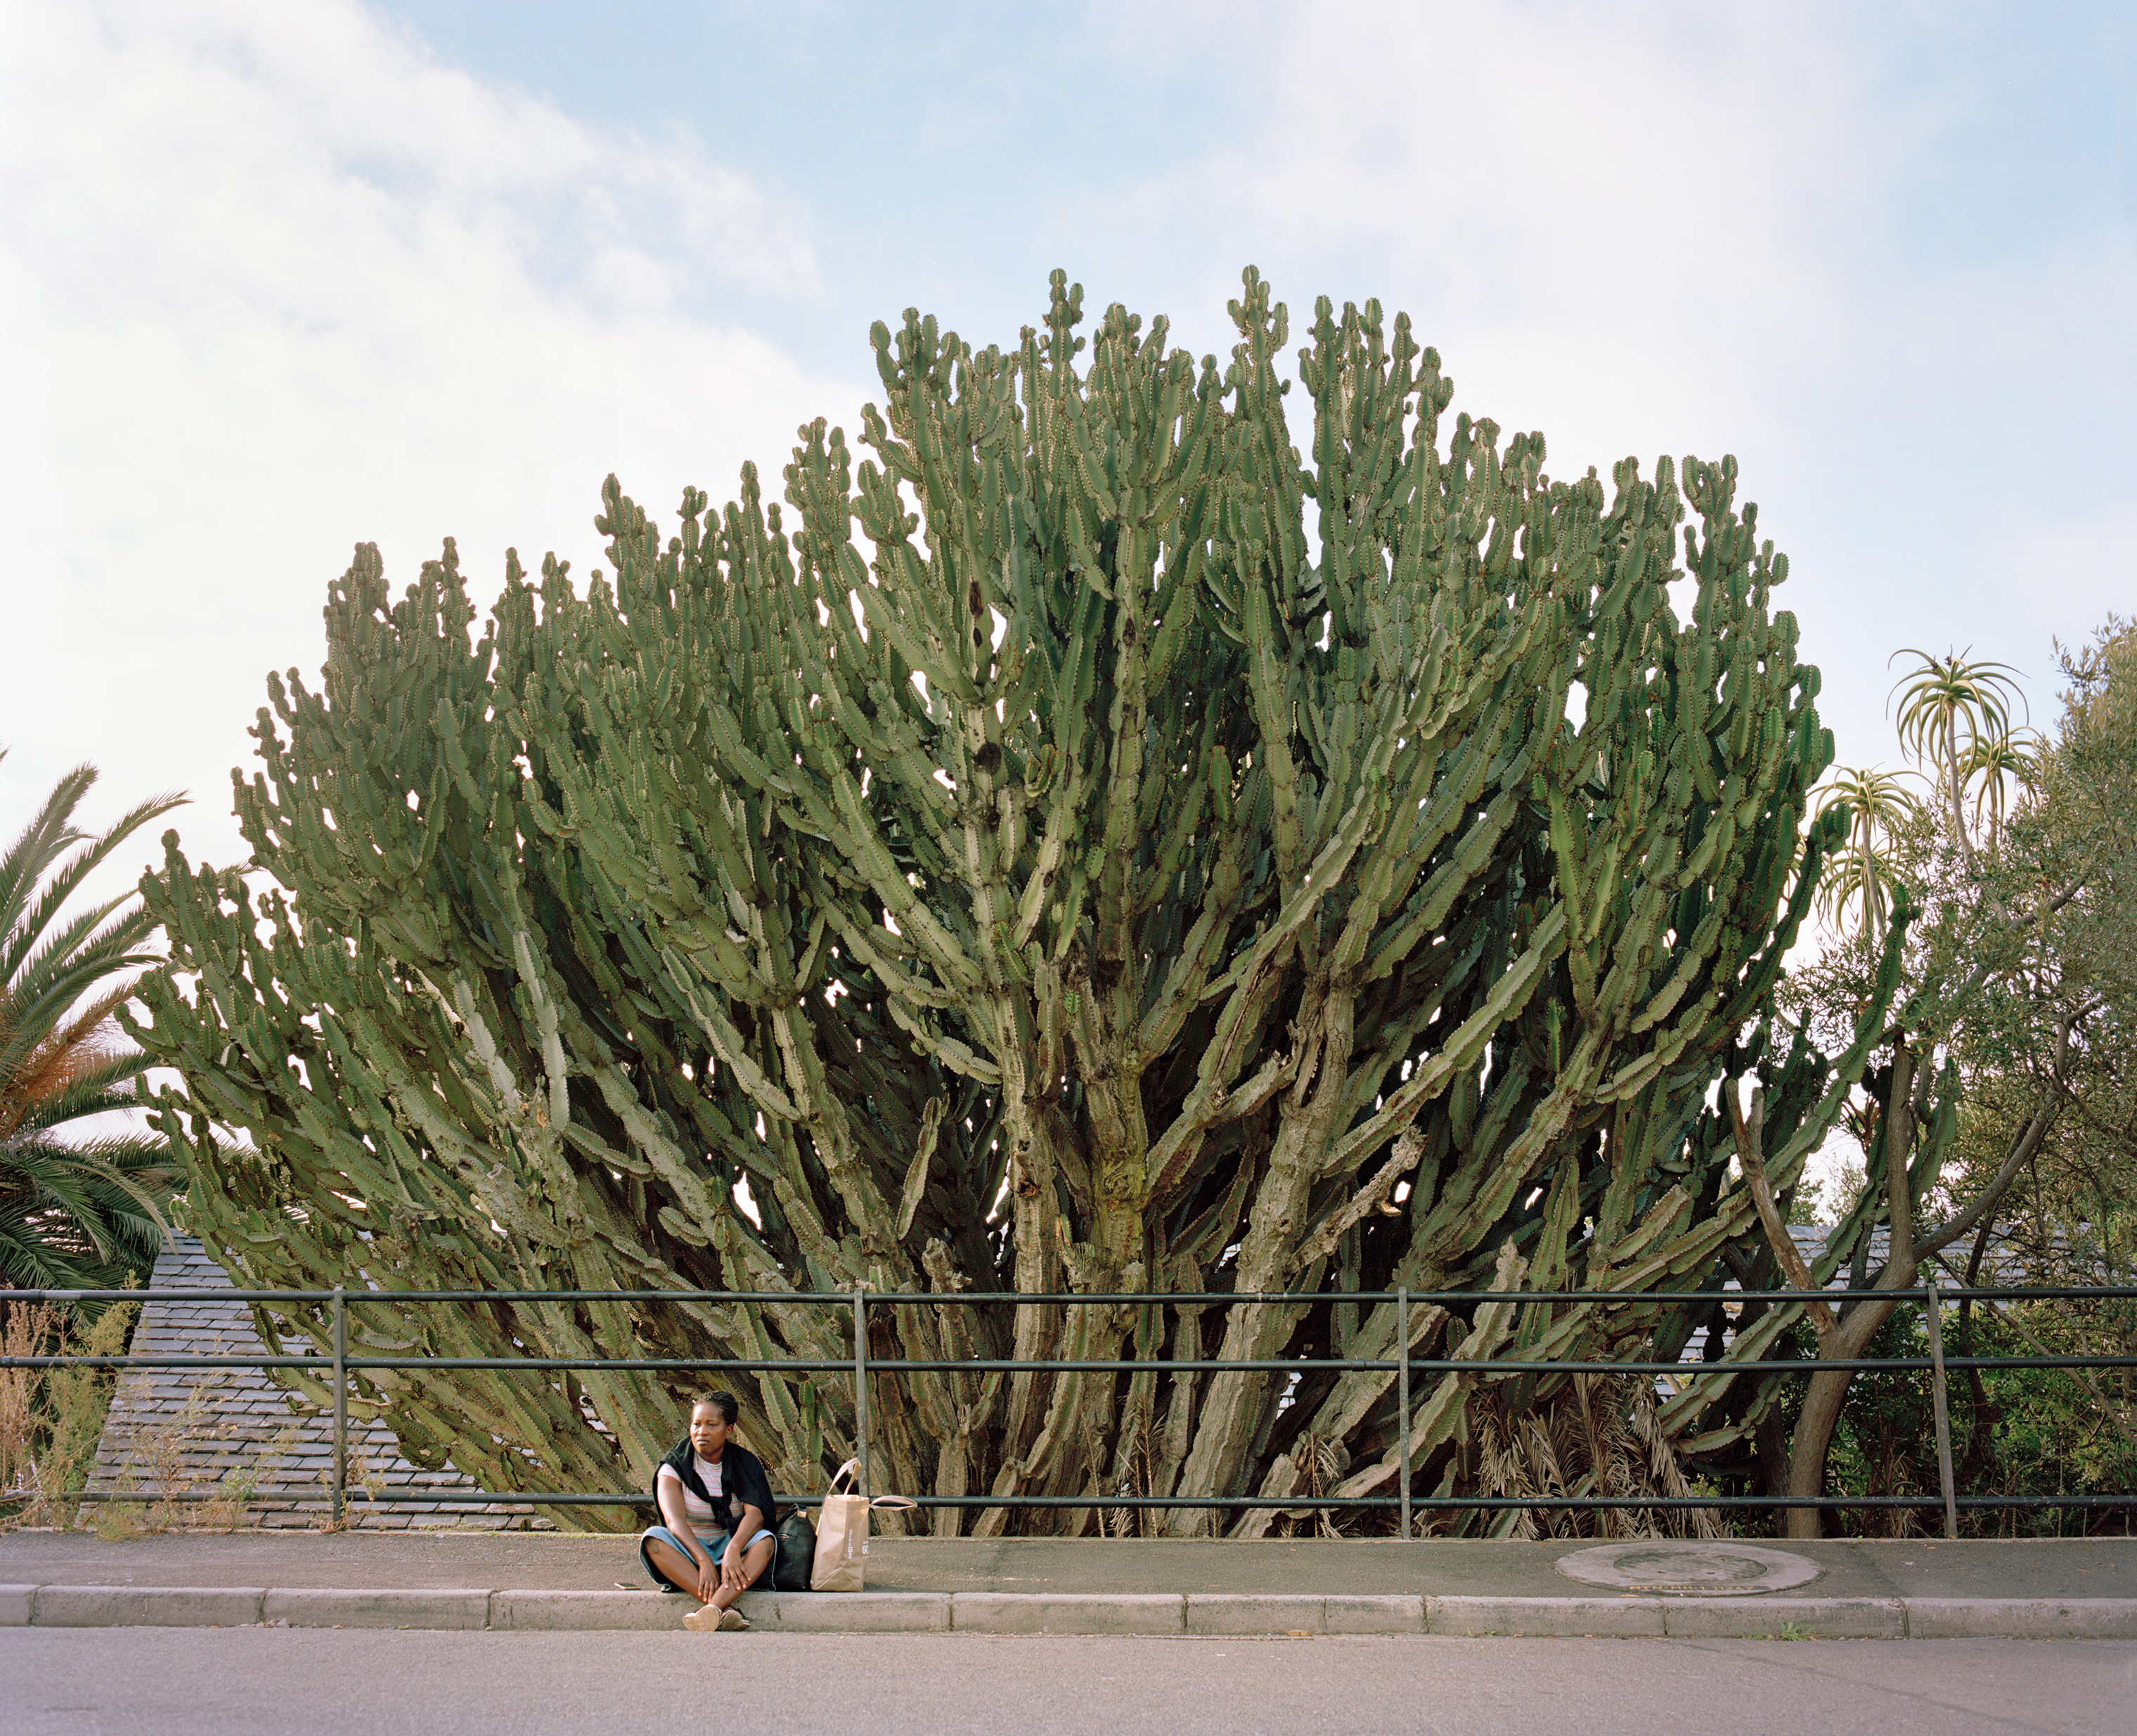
644,1536,711,1598
705,1535,778,1611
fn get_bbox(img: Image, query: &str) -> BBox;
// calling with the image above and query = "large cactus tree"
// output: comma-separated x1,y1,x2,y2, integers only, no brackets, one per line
130,271,1871,1534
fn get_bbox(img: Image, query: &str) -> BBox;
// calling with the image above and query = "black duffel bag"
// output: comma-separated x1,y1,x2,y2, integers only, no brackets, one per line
773,1508,818,1591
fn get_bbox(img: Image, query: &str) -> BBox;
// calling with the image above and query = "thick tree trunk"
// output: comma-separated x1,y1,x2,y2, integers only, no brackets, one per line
1781,1297,1902,1539
1775,1048,2057,1539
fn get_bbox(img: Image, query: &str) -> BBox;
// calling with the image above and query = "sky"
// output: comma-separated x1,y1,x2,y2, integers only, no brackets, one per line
2,0,2132,919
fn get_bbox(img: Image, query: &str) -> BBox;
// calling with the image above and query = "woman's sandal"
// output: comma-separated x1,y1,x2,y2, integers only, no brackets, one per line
681,1603,751,1631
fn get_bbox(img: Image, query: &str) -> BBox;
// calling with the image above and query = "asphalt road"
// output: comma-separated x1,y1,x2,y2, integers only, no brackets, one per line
3,1631,2133,1736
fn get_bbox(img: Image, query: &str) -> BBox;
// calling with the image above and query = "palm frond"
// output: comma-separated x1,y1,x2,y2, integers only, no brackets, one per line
0,909,161,1079
1,751,188,1286
0,1187,160,1289
8,1058,159,1141
0,760,97,940
1,985,150,1132
1,780,184,983
0,1134,176,1262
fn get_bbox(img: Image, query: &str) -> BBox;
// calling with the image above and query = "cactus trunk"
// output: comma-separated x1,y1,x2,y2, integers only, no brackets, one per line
129,270,1859,1534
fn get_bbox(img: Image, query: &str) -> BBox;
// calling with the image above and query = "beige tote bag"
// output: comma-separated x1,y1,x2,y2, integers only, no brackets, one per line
810,1458,916,1593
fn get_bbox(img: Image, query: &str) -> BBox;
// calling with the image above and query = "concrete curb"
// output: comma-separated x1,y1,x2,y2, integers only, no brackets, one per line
1428,1596,1664,1638
27,1585,267,1628
264,1588,493,1630
766,1592,952,1633
489,1591,685,1632
1659,1598,1905,1640
1186,1594,1423,1635
1326,1595,1427,1634
955,1593,1182,1634
1,1584,2134,1638
1904,1598,2137,1640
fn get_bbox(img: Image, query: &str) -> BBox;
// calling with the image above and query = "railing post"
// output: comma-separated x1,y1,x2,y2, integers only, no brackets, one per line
853,1284,870,1498
1924,1278,1958,1540
1397,1285,1412,1541
331,1284,347,1529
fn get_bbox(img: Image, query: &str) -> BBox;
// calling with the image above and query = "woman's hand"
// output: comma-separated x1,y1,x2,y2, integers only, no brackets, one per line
720,1545,750,1595
695,1552,721,1602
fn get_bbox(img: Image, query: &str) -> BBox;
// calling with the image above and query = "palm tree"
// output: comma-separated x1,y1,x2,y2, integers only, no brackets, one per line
1,753,185,1288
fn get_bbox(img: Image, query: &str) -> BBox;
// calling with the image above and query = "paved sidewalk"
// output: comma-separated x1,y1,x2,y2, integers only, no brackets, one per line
3,1531,2133,1638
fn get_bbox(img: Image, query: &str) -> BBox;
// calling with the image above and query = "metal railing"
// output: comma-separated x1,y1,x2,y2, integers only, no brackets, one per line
7,1281,2134,1536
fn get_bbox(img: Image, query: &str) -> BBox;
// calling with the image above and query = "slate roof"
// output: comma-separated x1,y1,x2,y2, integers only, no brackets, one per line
1677,1221,2098,1363
88,1236,541,1529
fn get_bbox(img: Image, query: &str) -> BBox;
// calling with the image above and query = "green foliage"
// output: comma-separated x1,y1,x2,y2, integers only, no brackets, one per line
1793,616,2136,1297
1786,1158,1859,1226
1,753,183,1288
1752,1305,2137,1539
131,271,1853,1533
1991,618,2137,1268
1744,624,2137,1536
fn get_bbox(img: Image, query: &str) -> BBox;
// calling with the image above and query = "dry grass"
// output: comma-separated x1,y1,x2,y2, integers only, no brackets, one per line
95,1345,299,1534
0,1298,138,1528
1467,1374,1722,1541
1,1300,287,1534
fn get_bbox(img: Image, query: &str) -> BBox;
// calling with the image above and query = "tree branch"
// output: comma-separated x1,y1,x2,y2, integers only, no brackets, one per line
1726,1082,1835,1340
1914,1011,2074,1263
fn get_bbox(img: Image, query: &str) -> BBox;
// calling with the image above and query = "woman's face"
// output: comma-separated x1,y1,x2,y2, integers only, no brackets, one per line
689,1402,730,1456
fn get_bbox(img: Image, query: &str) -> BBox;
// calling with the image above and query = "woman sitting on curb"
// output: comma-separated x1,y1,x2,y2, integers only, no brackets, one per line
638,1391,779,1631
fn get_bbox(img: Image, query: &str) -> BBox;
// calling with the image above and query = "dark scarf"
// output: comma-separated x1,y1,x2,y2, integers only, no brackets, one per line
654,1436,777,1534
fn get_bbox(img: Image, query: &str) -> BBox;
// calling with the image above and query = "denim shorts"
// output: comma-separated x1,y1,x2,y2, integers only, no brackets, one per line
639,1524,777,1593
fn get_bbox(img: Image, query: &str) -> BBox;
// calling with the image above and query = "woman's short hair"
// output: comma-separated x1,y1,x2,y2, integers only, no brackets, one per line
691,1391,740,1425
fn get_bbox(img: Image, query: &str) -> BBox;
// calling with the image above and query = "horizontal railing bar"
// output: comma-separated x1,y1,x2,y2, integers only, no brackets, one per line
15,1274,2128,1525
1,1358,334,1371
1,1488,582,1506
11,1352,2136,1376
16,1349,2137,1375
16,1285,2137,1307
354,1356,1919,1375
25,1486,2125,1513
850,1494,2137,1511
11,1290,337,1304
0,1357,850,1373
857,1356,2136,1375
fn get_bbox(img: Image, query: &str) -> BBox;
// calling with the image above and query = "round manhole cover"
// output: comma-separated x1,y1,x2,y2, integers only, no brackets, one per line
1555,1541,1821,1597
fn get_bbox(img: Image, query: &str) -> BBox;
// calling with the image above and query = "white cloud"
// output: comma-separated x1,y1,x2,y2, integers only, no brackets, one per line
1077,1,2133,765
0,0,861,890
1077,1,1875,465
